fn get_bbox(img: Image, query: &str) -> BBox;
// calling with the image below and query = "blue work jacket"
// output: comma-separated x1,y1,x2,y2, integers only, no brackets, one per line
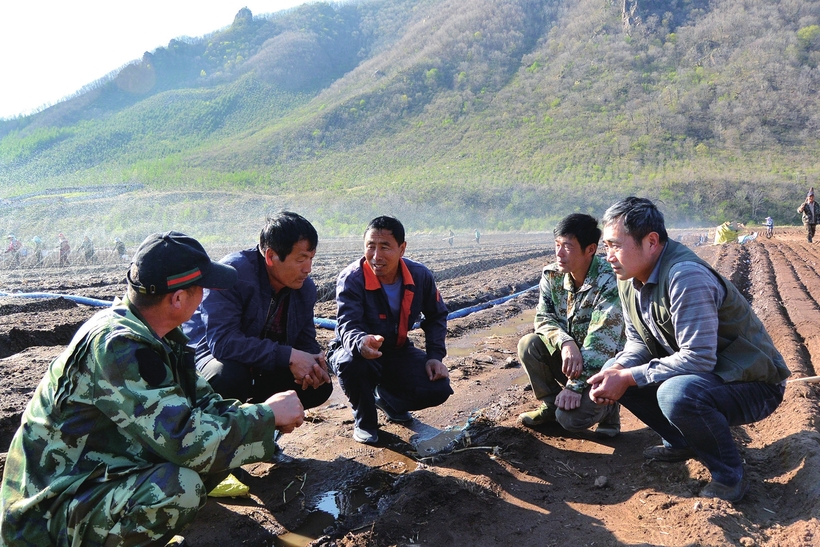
330,256,447,363
184,247,320,371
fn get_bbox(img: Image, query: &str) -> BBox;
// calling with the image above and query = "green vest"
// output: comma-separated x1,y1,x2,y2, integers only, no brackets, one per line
619,240,790,384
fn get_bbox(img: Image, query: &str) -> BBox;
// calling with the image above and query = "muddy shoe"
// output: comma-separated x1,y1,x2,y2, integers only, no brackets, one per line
519,403,557,427
643,444,696,462
353,426,378,444
374,386,413,422
595,403,621,438
700,474,749,503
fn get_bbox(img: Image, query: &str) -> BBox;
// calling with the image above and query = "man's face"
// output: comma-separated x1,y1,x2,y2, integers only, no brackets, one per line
602,218,657,283
364,228,406,283
809,195,815,203
555,235,594,280
265,239,315,292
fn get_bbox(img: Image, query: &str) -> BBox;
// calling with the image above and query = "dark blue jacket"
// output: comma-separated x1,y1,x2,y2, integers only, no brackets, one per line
184,247,320,371
330,256,447,364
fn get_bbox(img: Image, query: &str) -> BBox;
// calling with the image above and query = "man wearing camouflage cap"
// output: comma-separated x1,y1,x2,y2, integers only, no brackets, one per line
0,232,305,546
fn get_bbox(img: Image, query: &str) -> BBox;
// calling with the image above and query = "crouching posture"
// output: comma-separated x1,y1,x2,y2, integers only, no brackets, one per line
518,214,624,437
589,197,790,503
0,232,305,546
329,216,453,444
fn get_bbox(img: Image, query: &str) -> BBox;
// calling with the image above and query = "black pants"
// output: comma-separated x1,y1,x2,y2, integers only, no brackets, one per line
197,356,332,408
331,345,453,432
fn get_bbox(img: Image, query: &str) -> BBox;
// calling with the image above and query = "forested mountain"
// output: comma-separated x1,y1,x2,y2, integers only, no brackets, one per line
2,0,820,236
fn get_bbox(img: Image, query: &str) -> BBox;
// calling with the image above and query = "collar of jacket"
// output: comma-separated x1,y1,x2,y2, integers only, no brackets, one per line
360,257,416,347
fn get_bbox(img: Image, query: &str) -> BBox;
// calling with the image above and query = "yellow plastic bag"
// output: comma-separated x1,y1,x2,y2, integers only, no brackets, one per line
714,222,739,245
207,473,250,498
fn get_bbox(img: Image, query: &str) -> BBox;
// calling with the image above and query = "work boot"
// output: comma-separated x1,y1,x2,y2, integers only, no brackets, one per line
166,536,187,547
519,403,557,427
595,403,621,438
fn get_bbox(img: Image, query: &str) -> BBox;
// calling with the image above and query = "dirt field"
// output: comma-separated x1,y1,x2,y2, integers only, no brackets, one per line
1,229,819,547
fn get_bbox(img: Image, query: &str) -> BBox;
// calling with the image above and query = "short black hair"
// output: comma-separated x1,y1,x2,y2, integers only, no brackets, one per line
602,197,669,244
260,212,318,262
365,216,405,245
554,214,601,249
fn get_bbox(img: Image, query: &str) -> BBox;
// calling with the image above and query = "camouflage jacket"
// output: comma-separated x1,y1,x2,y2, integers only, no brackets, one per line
797,200,820,225
0,297,279,544
533,255,625,392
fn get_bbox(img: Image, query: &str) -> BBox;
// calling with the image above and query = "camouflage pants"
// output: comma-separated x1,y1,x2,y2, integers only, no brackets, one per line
804,222,816,242
49,463,215,547
518,333,612,431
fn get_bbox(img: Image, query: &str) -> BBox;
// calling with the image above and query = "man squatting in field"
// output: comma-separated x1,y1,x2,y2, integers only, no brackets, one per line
184,212,331,413
328,216,453,444
0,232,305,546
517,213,625,437
589,197,790,503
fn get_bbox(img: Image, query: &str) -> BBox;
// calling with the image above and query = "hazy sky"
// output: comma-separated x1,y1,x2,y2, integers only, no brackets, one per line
0,0,309,120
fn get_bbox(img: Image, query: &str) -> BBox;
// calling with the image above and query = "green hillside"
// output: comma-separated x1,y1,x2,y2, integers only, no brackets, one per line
2,0,820,243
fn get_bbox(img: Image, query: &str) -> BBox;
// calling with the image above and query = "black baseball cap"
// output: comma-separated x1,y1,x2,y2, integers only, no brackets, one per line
127,231,237,294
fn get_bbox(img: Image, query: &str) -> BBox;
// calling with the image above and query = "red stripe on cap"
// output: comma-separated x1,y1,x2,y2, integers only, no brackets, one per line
167,268,202,287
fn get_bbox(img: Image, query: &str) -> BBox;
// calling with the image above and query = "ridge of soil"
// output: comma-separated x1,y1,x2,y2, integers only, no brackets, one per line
1,230,819,546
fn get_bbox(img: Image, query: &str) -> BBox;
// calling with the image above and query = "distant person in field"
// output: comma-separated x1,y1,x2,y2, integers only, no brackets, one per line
447,229,455,247
58,233,70,267
517,214,624,437
78,235,95,264
588,197,790,503
0,231,305,546
114,237,128,260
475,229,481,245
328,216,453,444
797,187,820,242
184,212,331,410
31,236,44,267
4,234,22,268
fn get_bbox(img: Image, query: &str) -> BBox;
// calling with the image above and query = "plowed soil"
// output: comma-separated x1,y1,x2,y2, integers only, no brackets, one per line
1,229,819,547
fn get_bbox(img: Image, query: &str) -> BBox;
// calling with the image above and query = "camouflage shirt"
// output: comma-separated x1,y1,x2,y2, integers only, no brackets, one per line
0,297,279,545
533,255,625,392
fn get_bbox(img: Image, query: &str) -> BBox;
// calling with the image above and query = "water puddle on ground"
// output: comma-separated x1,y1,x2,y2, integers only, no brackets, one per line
274,476,391,547
446,309,535,358
276,308,538,546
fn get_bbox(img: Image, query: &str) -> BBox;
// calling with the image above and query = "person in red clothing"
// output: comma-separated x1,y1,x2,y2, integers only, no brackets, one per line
58,233,71,267
4,235,22,267
328,216,453,444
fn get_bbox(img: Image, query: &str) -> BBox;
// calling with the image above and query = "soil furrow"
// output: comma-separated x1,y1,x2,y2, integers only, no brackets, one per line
746,241,812,376
765,242,820,376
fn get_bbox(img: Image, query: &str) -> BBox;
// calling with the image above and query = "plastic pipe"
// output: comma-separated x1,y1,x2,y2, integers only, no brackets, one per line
0,290,112,308
0,285,539,330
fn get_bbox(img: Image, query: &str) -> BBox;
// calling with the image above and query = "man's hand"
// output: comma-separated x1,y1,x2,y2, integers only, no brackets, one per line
289,349,331,390
561,340,583,379
425,359,449,381
554,387,582,410
587,365,635,405
265,390,304,434
360,335,384,359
